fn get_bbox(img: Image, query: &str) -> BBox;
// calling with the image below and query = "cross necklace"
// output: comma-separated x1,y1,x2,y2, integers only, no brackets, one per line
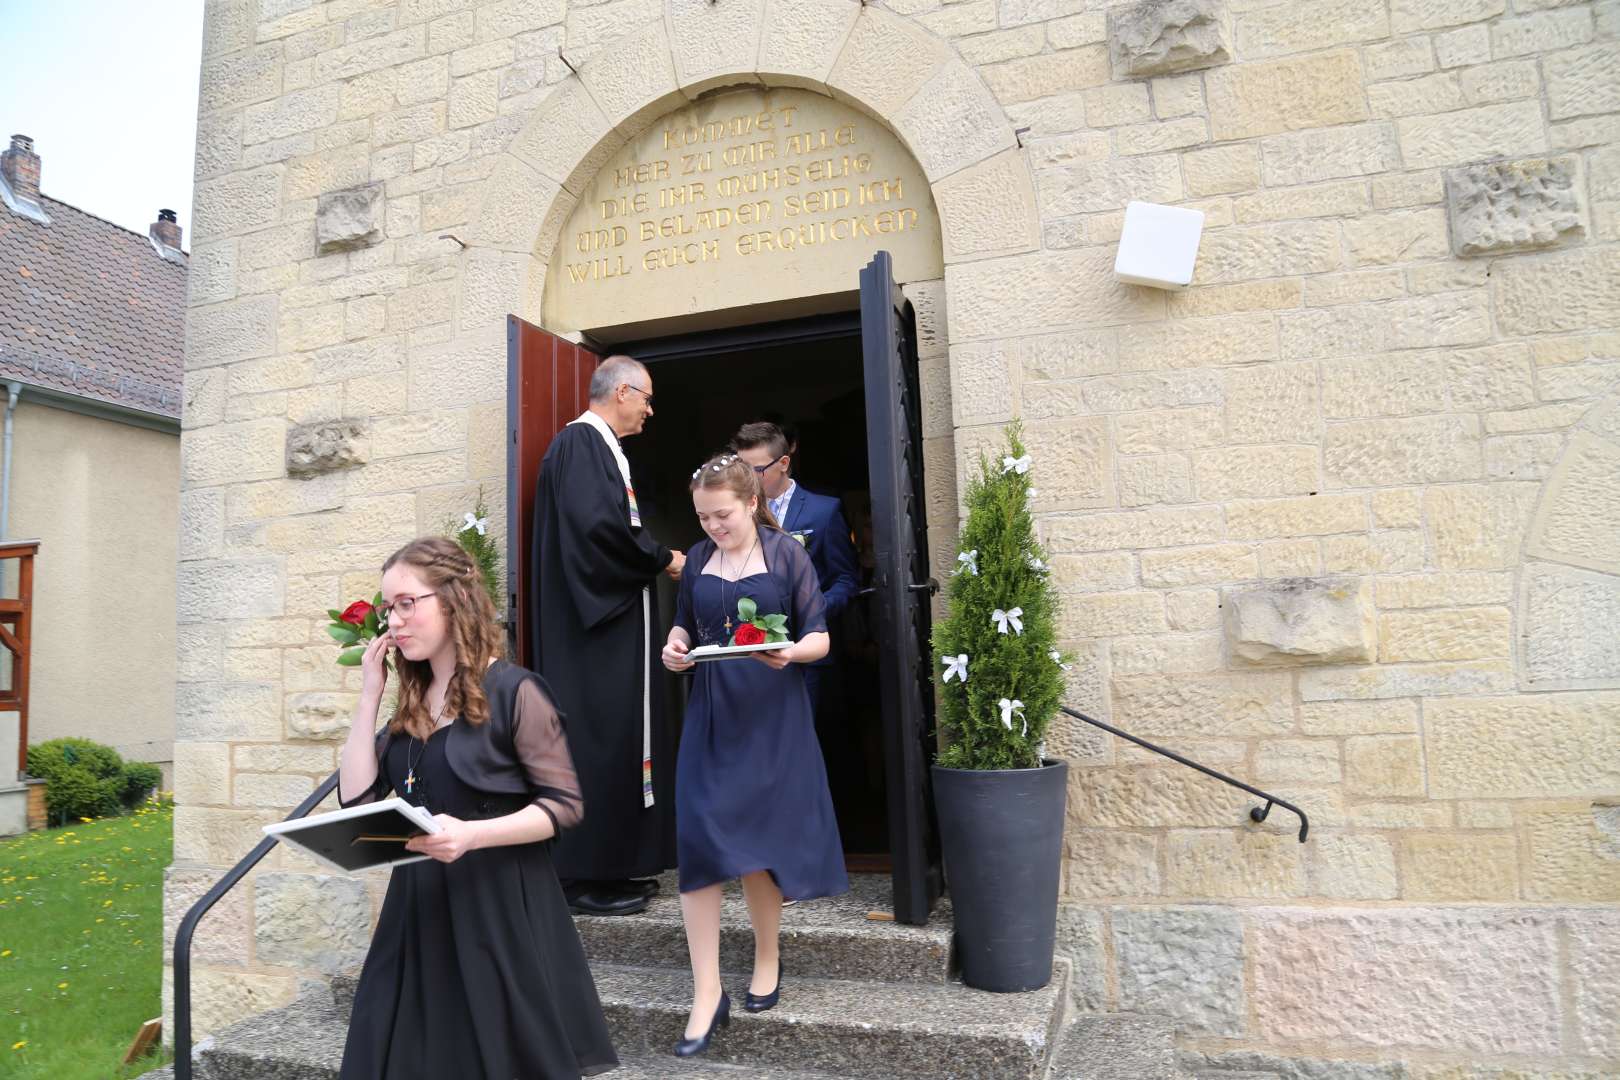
404,695,448,796
721,535,759,637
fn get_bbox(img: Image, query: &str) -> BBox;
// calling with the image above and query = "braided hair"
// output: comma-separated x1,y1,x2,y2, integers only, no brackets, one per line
690,452,782,533
381,537,505,740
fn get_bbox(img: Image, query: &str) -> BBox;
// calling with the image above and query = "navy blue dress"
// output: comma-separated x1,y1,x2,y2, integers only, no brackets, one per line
674,529,849,901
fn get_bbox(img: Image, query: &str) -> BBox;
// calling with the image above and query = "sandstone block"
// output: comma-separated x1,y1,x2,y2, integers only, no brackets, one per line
1397,101,1547,171
1183,143,1260,196
1226,494,1364,541
234,771,315,808
1223,361,1320,445
1223,577,1374,666
1108,0,1232,79
1375,571,1511,610
1113,905,1244,1036
1364,38,1436,82
1141,545,1257,588
1206,50,1367,141
1118,454,1193,507
1064,830,1160,899
1112,671,1294,737
173,741,231,808
945,247,1165,343
1546,41,1620,120
1257,539,1320,578
1262,122,1400,186
1378,606,1511,663
1495,246,1620,337
1344,734,1425,797
286,692,360,740
1250,908,1560,1055
183,967,298,1042
255,872,372,972
163,865,251,966
1302,660,1515,701
1166,829,1306,899
1036,152,1183,215
1522,562,1620,688
1255,739,1342,784
1308,833,1398,900
1110,632,1224,676
1197,220,1340,286
1444,156,1585,256
1525,431,1620,573
1192,446,1317,500
285,418,369,478
1427,692,1620,799
1426,482,1539,571
1299,699,1418,736
1459,59,1542,105
932,148,1041,263
1324,415,1483,488
314,181,385,252
1569,908,1620,1055
1390,0,1505,33
894,61,1018,182
1526,810,1620,903
1053,904,1109,1010
1167,588,1220,631
1493,8,1595,60
1400,833,1519,900
1042,505,1223,553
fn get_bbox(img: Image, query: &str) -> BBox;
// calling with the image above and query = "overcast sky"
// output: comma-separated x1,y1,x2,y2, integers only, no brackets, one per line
0,0,204,247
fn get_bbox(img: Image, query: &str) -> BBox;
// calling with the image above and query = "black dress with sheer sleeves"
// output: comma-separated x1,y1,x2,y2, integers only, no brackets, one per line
336,659,617,1080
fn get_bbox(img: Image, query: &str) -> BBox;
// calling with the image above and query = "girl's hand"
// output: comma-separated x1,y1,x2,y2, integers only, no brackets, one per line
662,638,694,671
359,631,391,701
753,645,793,670
405,814,478,863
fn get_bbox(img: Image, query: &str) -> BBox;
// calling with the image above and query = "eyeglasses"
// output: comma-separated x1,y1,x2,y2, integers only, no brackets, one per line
623,383,654,408
751,456,786,474
379,592,436,622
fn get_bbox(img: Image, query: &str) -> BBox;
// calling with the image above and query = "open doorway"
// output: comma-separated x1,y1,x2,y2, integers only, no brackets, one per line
618,316,892,863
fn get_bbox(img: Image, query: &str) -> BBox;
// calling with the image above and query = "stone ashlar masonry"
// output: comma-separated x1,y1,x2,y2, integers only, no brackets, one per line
173,0,1620,1075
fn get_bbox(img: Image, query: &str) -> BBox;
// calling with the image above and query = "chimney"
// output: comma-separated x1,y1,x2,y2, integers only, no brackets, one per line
150,208,182,251
1,135,40,203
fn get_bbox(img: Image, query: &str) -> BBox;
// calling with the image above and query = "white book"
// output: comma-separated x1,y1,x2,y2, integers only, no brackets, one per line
685,640,795,662
263,797,441,875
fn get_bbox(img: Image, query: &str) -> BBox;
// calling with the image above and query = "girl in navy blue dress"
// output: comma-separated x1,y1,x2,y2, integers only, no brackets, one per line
660,454,848,1057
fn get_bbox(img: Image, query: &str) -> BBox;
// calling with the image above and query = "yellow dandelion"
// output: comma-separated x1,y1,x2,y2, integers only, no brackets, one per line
57,981,68,989
11,1040,24,1051
102,900,113,908
1,949,10,957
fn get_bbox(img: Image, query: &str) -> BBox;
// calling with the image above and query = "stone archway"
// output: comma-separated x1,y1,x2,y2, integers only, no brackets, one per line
1517,381,1620,691
452,0,1042,341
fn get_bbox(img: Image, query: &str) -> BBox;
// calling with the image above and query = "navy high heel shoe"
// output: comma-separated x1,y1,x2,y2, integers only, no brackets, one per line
744,962,783,1013
674,991,730,1057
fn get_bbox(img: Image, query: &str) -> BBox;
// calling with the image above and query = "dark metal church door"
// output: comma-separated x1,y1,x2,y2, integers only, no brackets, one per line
860,250,943,926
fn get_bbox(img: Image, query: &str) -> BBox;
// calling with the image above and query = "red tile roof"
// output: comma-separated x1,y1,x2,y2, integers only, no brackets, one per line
0,195,186,420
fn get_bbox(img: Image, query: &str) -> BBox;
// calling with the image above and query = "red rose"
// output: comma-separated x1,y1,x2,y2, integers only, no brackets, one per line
340,600,374,626
734,623,766,646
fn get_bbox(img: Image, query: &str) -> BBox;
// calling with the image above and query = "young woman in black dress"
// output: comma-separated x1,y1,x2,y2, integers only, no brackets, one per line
660,456,849,1057
336,537,617,1079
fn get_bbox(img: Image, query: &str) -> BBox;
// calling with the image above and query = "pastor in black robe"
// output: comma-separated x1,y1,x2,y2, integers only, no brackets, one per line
530,419,677,882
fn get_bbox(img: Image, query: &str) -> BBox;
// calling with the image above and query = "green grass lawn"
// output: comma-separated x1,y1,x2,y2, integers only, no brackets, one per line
0,799,173,1079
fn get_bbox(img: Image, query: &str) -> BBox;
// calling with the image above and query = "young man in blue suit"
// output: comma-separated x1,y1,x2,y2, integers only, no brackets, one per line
731,421,859,714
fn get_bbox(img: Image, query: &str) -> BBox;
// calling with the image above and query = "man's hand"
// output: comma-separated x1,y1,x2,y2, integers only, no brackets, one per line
666,549,686,580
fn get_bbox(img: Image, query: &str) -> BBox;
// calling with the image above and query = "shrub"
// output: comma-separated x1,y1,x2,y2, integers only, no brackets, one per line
119,762,163,808
26,736,124,785
26,737,163,824
43,766,123,824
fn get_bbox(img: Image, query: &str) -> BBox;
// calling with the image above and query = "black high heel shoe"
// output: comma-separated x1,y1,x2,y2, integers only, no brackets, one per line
744,961,783,1013
674,991,730,1057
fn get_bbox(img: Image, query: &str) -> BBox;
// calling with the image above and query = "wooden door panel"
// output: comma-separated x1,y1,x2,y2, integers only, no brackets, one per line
506,316,601,665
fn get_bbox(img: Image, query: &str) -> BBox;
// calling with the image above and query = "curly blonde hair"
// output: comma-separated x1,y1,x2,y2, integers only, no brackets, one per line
382,537,505,741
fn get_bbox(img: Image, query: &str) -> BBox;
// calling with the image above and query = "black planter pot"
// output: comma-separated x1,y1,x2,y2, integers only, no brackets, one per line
932,759,1068,993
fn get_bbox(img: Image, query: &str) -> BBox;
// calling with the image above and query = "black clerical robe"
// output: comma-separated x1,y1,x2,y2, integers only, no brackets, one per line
529,420,676,881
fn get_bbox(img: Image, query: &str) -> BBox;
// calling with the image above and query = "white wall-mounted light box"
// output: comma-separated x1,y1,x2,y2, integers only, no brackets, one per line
1114,201,1205,290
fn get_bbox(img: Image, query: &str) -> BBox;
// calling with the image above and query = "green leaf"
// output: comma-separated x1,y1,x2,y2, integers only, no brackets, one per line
363,610,380,636
326,624,360,645
737,596,757,621
337,647,366,667
372,591,383,606
326,609,345,623
763,614,788,631
767,630,788,643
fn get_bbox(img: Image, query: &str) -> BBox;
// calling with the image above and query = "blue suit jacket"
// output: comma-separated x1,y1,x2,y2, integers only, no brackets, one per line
779,484,859,627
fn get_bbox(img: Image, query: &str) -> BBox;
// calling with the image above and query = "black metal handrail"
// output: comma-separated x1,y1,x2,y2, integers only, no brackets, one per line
172,771,341,1080
1060,706,1309,842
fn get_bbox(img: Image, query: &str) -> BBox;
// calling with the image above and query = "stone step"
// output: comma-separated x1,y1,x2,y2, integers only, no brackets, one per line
1043,1012,1179,1080
574,873,954,984
593,961,1068,1080
169,994,864,1080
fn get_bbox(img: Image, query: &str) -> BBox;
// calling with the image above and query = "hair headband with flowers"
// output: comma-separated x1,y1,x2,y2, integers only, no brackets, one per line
691,453,740,480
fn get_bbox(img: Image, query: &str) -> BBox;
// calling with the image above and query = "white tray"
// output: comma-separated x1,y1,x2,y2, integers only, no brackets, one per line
686,640,793,662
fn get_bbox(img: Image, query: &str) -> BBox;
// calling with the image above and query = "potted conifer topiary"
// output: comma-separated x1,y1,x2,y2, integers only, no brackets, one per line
931,422,1069,992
